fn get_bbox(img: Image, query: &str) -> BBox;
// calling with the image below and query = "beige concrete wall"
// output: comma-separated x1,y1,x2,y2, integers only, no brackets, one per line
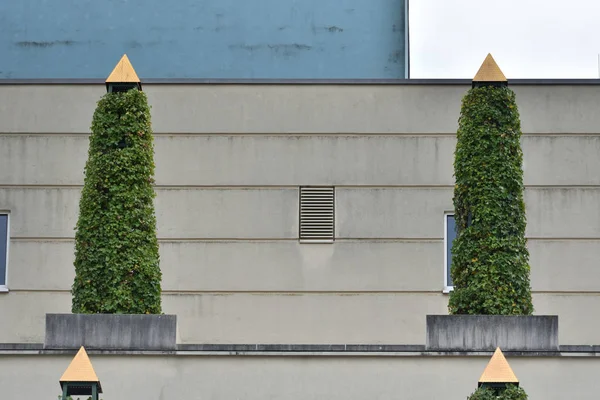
3,187,599,239
8,240,600,293
2,84,600,134
1,83,599,346
1,290,598,344
3,134,600,186
1,353,599,400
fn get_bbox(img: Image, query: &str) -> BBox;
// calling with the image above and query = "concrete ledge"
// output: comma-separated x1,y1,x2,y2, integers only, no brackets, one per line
44,313,177,351
426,315,559,351
178,344,426,352
3,342,599,357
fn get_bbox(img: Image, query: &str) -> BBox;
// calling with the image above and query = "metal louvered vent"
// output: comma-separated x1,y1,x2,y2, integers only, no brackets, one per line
299,186,335,243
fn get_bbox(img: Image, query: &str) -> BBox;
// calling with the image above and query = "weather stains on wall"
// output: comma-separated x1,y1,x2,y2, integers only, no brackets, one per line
16,40,77,48
0,0,407,79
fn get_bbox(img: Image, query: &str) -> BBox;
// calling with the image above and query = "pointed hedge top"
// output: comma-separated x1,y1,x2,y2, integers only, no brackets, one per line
60,346,102,391
479,348,519,384
106,54,140,83
473,53,507,82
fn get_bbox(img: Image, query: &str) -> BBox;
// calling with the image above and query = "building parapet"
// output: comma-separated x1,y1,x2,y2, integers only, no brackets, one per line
1,343,600,357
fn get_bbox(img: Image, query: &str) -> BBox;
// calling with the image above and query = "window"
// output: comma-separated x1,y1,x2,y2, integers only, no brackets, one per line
299,187,335,243
444,213,457,292
0,213,8,290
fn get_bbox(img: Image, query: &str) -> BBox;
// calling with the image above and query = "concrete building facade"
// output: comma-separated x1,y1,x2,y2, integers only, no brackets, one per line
1,80,600,398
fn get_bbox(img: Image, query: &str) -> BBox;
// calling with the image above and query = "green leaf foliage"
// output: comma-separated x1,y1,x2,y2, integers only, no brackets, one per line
72,89,162,314
467,385,528,400
449,86,533,315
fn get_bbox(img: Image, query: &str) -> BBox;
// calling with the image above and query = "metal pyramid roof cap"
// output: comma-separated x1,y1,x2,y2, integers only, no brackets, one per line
479,347,519,384
473,53,507,82
59,346,102,392
106,54,140,83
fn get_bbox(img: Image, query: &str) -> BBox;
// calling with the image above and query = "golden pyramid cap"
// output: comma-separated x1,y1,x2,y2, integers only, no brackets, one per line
479,347,519,384
473,53,507,82
59,346,102,392
106,54,140,83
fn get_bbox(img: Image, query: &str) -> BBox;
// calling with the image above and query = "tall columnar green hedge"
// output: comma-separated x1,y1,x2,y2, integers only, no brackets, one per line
449,85,533,315
72,89,162,314
468,385,528,400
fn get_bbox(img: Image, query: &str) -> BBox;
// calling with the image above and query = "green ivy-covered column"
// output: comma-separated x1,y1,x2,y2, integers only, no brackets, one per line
71,80,162,313
449,55,533,315
468,385,528,400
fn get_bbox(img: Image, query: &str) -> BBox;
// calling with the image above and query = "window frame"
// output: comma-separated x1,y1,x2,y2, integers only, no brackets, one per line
443,212,455,293
0,212,9,292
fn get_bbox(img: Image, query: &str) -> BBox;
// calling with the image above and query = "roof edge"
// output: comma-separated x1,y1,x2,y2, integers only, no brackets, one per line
1,78,600,86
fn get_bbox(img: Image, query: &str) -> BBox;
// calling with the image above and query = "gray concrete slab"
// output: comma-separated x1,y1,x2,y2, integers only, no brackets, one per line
44,313,177,350
426,315,559,351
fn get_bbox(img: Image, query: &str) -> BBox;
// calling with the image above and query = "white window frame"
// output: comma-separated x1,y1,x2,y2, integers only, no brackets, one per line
0,212,9,293
443,212,454,294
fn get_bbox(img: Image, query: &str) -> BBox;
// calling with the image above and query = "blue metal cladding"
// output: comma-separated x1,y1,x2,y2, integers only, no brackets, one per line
0,0,407,79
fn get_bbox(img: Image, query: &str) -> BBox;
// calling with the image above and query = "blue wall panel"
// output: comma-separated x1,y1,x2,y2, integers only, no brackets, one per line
0,0,407,79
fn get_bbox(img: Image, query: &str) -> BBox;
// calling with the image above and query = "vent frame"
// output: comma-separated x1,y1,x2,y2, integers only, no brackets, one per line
299,186,335,243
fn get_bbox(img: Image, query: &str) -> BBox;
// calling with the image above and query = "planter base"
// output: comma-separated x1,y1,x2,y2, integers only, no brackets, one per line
45,313,177,350
426,315,559,351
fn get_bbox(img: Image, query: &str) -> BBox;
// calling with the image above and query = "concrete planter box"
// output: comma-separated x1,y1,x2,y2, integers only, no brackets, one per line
45,313,177,350
426,315,559,352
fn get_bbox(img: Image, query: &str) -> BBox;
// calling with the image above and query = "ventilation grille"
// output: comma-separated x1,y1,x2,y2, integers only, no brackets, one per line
299,187,335,242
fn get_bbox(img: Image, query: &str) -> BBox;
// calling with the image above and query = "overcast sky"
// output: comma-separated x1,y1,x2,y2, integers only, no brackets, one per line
409,0,600,79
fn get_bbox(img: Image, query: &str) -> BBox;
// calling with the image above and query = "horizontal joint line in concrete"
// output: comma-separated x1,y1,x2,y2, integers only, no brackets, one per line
155,238,444,243
11,237,441,242
10,237,300,242
161,290,443,295
4,131,600,137
3,185,600,190
8,289,600,296
1,348,600,357
2,289,443,295
10,236,600,243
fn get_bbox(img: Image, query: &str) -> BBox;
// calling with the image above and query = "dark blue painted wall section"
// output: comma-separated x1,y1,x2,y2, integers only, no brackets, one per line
0,0,407,79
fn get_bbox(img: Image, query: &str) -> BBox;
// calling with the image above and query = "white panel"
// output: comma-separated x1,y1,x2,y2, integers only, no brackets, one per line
145,85,466,134
0,135,87,185
523,136,600,186
164,292,448,344
4,187,598,240
0,188,299,239
336,188,453,238
514,85,600,134
155,188,298,239
161,240,443,292
534,293,600,345
0,291,71,343
0,188,81,237
0,85,102,133
337,188,600,239
12,238,600,294
525,188,600,238
7,240,75,290
3,134,600,187
529,240,600,292
153,135,456,186
3,85,600,134
9,240,444,292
